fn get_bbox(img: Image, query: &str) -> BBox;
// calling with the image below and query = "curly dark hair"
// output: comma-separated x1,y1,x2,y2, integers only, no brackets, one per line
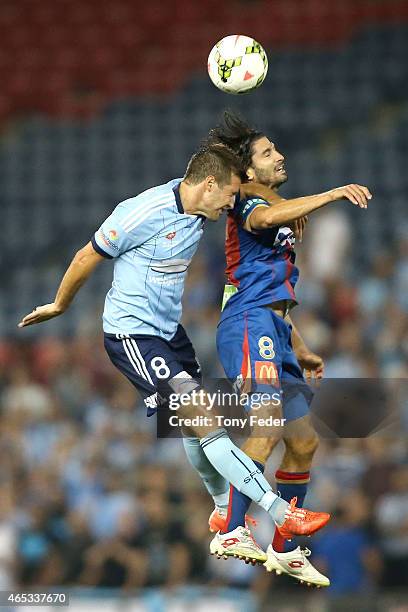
204,110,263,170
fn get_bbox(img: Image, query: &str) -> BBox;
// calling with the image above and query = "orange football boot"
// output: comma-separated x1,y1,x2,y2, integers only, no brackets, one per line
208,508,258,533
276,497,330,540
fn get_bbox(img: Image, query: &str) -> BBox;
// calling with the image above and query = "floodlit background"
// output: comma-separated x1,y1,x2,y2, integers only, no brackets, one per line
0,0,407,610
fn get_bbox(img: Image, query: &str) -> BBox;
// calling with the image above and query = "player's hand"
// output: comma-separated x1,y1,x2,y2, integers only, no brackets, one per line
18,303,64,328
290,216,308,242
296,349,324,382
329,184,372,208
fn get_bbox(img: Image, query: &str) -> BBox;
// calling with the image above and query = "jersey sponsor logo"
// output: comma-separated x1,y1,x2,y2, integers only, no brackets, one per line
147,275,185,286
108,230,119,241
255,361,279,387
274,226,295,250
166,231,176,240
150,258,190,274
99,229,119,251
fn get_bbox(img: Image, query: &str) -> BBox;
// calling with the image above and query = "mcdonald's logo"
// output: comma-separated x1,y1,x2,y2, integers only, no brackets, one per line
255,361,279,387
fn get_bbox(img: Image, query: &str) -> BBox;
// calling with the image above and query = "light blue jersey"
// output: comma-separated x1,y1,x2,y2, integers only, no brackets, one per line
91,179,204,339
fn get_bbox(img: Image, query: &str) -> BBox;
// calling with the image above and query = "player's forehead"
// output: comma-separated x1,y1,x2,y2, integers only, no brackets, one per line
252,135,275,156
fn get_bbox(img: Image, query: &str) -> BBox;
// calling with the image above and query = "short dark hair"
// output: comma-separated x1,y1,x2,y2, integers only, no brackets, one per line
204,110,263,170
184,143,244,186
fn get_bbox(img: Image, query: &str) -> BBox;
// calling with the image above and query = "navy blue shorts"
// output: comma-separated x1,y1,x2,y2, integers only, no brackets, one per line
104,325,201,416
217,307,313,422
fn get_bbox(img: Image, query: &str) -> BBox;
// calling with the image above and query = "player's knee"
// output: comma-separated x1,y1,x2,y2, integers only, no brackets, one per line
284,431,319,463
305,432,319,458
242,436,278,465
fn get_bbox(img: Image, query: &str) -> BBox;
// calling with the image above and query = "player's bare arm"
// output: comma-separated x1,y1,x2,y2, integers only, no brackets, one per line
286,314,324,380
238,183,308,239
241,182,372,231
18,242,104,328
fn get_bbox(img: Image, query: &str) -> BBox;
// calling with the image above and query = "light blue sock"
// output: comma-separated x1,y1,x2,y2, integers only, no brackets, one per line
221,460,265,533
183,436,229,508
200,429,288,525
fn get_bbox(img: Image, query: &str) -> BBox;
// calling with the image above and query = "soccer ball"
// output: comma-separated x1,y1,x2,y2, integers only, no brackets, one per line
207,35,268,94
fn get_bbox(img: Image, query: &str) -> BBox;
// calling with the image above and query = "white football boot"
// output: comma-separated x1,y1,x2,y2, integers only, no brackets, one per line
210,526,267,565
264,545,330,587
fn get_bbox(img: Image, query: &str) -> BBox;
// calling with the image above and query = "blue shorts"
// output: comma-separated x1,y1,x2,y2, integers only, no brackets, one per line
216,307,312,422
104,325,201,416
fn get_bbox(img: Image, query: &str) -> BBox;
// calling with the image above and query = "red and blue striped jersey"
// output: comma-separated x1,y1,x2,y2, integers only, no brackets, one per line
220,196,299,322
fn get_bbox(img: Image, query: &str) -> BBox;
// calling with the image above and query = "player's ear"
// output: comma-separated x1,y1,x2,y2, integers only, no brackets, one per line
205,175,216,191
246,167,255,182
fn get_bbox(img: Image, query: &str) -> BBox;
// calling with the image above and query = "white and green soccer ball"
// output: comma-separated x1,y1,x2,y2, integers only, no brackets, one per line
207,35,268,94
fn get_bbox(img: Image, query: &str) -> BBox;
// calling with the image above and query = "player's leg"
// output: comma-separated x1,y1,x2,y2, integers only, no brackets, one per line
214,411,283,533
206,425,281,563
265,413,328,583
220,434,279,527
265,414,329,586
275,414,319,549
173,389,287,524
118,324,284,537
166,325,230,517
106,328,286,536
271,394,318,554
263,322,329,586
188,316,328,556
176,391,330,562
105,329,229,513
224,407,326,582
214,307,285,537
177,316,298,533
104,330,329,548
182,435,229,509
172,325,294,545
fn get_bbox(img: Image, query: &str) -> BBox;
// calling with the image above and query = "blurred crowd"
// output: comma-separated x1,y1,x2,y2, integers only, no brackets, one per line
0,206,407,601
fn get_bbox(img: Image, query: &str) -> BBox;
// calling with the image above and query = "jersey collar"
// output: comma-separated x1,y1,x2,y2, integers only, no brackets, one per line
173,182,185,214
173,181,206,222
